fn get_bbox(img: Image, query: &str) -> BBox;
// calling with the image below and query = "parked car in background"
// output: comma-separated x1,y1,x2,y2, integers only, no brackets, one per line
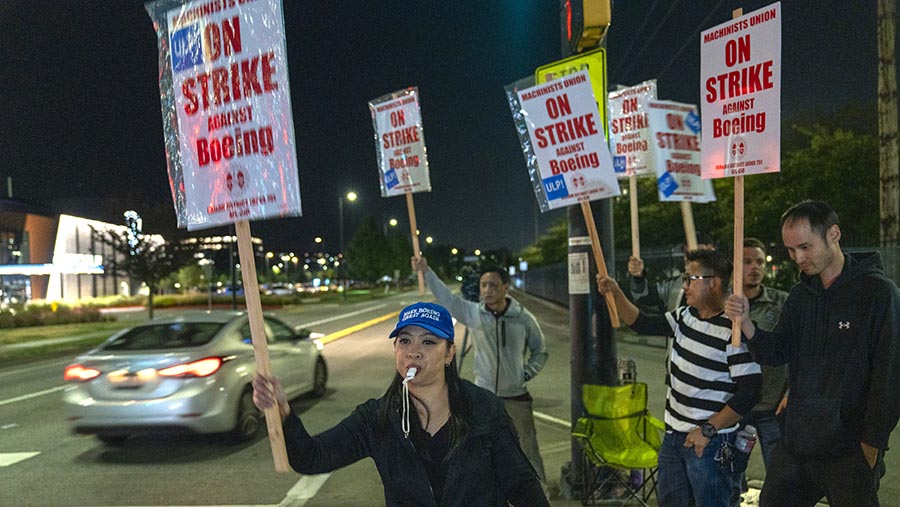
62,311,327,444
264,284,297,296
216,285,244,296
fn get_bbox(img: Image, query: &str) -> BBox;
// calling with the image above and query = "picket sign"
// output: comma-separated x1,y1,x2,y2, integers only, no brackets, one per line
526,52,622,325
145,0,304,472
701,3,782,346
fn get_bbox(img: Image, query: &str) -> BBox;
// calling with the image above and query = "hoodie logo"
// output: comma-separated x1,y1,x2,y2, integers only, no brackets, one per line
838,321,850,330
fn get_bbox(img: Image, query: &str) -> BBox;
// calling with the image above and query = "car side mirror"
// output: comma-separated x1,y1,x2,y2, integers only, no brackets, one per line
294,328,312,340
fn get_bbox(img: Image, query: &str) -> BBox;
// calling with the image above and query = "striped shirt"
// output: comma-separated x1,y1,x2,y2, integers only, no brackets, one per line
632,306,762,433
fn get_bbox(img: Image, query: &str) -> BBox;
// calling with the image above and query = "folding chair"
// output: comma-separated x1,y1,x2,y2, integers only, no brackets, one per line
572,382,665,506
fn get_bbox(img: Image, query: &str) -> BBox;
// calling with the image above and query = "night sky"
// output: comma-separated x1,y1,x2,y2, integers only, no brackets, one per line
0,1,882,254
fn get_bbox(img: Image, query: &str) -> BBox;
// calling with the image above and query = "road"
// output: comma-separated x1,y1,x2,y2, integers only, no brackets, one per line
1,290,898,506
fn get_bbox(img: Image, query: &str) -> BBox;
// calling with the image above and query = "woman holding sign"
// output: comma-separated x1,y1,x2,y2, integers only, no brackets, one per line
252,302,548,507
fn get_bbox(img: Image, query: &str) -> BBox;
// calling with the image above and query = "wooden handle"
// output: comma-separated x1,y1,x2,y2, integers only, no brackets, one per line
680,201,698,251
406,192,426,295
629,175,640,258
731,176,744,348
235,220,290,473
580,201,620,327
730,7,745,349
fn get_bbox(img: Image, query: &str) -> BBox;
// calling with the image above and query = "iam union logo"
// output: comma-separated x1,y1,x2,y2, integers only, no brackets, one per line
730,135,747,162
225,168,246,194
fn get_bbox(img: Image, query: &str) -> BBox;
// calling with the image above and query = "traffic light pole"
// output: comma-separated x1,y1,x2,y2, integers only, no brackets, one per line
560,1,618,499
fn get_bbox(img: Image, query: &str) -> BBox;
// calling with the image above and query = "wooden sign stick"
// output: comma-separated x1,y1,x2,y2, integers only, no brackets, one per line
629,174,640,258
580,200,620,327
730,7,745,348
680,201,699,251
406,191,426,295
731,177,745,347
235,220,290,472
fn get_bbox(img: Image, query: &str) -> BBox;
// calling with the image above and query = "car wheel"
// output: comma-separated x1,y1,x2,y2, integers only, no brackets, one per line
311,357,327,398
231,388,262,441
97,434,129,445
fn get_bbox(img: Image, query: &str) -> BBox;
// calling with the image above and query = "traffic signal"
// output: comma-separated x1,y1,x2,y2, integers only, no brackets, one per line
564,0,611,53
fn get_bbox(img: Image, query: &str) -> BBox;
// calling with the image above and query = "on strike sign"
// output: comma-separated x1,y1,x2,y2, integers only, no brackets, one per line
369,88,431,197
147,0,301,230
700,2,781,179
517,70,619,210
608,80,657,178
648,101,716,202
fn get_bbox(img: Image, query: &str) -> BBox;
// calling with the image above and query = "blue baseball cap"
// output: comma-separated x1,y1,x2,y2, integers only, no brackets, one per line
389,302,454,342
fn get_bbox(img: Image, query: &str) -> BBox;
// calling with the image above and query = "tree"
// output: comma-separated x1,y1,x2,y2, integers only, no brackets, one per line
385,229,412,282
346,216,389,284
521,217,569,267
92,227,198,318
610,125,879,253
878,0,899,246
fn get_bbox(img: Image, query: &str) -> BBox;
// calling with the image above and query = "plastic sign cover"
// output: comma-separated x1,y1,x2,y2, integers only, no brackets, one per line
700,2,781,179
647,101,716,203
515,70,620,211
369,88,431,197
608,80,657,179
146,0,301,230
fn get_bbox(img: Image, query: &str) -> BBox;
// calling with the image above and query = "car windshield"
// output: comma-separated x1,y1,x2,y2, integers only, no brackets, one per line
103,322,225,350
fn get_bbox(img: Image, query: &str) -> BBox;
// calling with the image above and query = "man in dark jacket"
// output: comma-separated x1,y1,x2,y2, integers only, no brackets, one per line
726,200,900,507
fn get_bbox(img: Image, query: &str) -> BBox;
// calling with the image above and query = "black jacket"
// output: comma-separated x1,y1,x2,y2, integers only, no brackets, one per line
747,252,900,457
281,379,548,506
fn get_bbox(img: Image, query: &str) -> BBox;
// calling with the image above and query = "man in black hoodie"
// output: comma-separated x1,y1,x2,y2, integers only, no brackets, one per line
725,200,900,507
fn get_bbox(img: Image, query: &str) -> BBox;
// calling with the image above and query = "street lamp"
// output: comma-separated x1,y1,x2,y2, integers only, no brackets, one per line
384,217,398,236
281,254,291,281
338,191,358,300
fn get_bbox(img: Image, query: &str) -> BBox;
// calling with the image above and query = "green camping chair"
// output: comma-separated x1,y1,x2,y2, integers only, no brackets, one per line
572,383,665,506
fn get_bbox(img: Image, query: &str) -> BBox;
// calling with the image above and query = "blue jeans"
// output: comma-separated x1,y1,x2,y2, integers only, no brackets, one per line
657,431,747,507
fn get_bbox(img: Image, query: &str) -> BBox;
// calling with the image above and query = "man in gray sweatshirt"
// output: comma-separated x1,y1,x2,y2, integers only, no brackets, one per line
412,256,549,482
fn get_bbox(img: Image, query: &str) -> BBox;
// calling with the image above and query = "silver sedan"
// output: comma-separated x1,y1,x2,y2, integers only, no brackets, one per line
62,311,327,444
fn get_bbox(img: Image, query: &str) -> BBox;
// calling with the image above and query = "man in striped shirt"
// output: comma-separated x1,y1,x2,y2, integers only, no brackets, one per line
597,248,762,507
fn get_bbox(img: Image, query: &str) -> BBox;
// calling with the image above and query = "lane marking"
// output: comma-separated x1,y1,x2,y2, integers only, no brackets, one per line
299,303,389,328
540,441,572,454
0,385,66,407
318,312,400,345
0,452,39,467
534,410,571,428
279,474,331,506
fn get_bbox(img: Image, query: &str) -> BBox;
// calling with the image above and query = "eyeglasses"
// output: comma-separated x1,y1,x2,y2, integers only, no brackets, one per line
682,274,716,285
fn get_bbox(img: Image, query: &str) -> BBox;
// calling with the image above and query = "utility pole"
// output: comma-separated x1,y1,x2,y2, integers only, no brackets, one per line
879,0,900,253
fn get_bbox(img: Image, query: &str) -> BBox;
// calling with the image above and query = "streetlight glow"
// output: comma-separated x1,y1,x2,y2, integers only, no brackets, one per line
451,248,458,255
474,249,481,256
389,218,398,227
346,191,358,202
425,236,433,244
314,236,323,244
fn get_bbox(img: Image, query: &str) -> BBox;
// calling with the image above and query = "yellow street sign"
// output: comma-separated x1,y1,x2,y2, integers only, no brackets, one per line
535,47,608,140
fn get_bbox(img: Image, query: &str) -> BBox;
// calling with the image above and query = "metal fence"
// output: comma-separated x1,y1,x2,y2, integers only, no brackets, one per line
519,245,900,306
